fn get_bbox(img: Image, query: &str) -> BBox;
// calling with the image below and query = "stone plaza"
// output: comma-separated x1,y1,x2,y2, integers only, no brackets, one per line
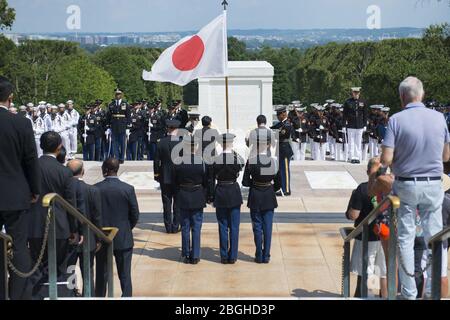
77,160,388,298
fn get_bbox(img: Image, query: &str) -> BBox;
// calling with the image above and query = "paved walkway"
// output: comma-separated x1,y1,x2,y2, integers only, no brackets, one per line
77,160,450,298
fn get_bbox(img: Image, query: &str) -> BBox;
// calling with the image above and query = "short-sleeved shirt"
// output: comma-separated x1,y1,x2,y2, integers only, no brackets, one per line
347,182,379,241
382,102,450,177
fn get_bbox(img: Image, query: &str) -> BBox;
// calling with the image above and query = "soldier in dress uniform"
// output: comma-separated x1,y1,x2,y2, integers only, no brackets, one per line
310,105,329,161
154,119,183,233
193,116,220,163
78,105,97,161
32,107,46,157
330,104,348,162
368,105,382,158
38,102,52,132
290,105,309,161
270,106,294,196
185,113,201,134
92,100,106,161
172,135,209,264
343,87,368,164
166,100,188,132
325,99,337,160
242,128,281,263
209,133,245,264
126,102,145,161
146,99,167,161
66,100,80,159
376,106,390,146
50,105,64,135
106,89,131,164
58,103,72,158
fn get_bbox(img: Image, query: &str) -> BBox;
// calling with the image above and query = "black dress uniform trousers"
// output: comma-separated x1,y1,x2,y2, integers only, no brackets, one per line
161,184,180,233
95,246,133,297
0,211,33,300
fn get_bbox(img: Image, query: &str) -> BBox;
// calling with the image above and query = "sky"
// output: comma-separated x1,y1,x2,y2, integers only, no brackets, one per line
6,0,450,33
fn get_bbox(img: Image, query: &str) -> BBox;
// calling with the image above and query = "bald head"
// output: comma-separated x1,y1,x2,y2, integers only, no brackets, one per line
67,159,84,178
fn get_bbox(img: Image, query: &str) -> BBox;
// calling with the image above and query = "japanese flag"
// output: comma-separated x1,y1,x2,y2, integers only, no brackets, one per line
142,12,228,86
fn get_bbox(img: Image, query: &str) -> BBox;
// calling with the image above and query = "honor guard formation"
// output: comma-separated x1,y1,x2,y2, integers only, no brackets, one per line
3,76,450,300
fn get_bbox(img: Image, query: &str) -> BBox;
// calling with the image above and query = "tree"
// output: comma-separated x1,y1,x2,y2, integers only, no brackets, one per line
92,47,183,106
49,55,117,110
0,0,15,30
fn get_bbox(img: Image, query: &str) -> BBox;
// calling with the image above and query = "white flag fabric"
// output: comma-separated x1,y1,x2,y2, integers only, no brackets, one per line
142,12,228,86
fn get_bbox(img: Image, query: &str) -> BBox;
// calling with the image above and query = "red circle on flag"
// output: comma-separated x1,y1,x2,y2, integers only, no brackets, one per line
172,35,205,71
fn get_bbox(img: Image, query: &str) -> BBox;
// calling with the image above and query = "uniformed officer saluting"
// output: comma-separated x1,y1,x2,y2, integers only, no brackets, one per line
270,106,294,196
78,104,97,161
242,128,282,264
343,87,368,164
154,119,183,233
106,89,131,164
173,135,209,264
209,133,245,264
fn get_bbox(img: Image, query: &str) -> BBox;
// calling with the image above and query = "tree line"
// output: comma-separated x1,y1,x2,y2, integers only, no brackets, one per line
0,23,449,114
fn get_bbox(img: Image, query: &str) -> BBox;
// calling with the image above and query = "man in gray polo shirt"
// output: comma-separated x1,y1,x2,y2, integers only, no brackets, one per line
380,76,450,299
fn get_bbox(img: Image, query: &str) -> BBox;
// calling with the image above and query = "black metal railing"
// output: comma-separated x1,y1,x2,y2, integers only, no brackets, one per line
42,193,119,300
340,195,400,300
428,225,450,300
0,231,12,300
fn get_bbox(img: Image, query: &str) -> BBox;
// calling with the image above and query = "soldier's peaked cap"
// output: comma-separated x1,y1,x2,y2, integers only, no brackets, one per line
351,87,362,92
220,133,236,143
115,88,123,94
166,119,181,128
275,105,287,113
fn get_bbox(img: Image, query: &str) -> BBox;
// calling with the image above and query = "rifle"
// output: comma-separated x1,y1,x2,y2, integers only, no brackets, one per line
83,118,87,144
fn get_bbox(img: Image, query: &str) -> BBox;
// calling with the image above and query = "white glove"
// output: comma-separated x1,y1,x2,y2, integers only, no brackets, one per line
82,134,88,139
319,125,324,130
342,127,347,133
105,129,111,136
126,129,130,136
338,138,343,143
85,126,90,131
296,128,303,133
363,126,367,132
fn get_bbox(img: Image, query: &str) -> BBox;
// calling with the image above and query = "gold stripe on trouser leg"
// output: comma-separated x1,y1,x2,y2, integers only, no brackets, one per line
285,157,289,193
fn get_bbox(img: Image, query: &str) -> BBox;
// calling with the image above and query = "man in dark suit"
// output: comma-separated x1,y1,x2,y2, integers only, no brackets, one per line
95,158,139,297
154,119,183,233
0,77,41,300
67,159,102,295
28,131,78,296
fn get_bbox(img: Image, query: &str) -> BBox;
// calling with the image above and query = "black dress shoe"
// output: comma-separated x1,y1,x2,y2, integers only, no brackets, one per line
190,258,200,265
228,259,236,264
119,160,124,164
262,259,270,264
183,257,191,264
284,192,291,196
221,258,229,264
355,160,361,164
254,258,263,264
275,191,283,197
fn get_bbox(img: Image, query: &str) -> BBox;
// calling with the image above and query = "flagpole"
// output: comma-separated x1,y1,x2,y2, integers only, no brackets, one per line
222,0,229,131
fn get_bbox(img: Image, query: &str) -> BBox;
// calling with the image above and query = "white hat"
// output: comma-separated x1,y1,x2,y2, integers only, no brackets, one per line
27,102,34,108
381,107,390,113
58,103,65,108
66,100,74,105
351,87,362,92
326,99,335,104
39,101,46,105
46,103,52,107
51,105,58,110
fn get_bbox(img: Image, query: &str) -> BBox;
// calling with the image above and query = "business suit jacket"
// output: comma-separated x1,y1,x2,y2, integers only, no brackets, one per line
74,179,103,251
154,134,182,185
95,177,139,251
28,155,77,239
0,108,40,211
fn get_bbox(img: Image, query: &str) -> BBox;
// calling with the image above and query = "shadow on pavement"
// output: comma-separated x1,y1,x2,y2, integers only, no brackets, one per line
291,289,341,298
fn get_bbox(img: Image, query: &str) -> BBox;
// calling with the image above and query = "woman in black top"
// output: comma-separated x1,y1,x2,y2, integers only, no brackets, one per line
172,136,208,264
209,134,245,264
242,129,281,263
